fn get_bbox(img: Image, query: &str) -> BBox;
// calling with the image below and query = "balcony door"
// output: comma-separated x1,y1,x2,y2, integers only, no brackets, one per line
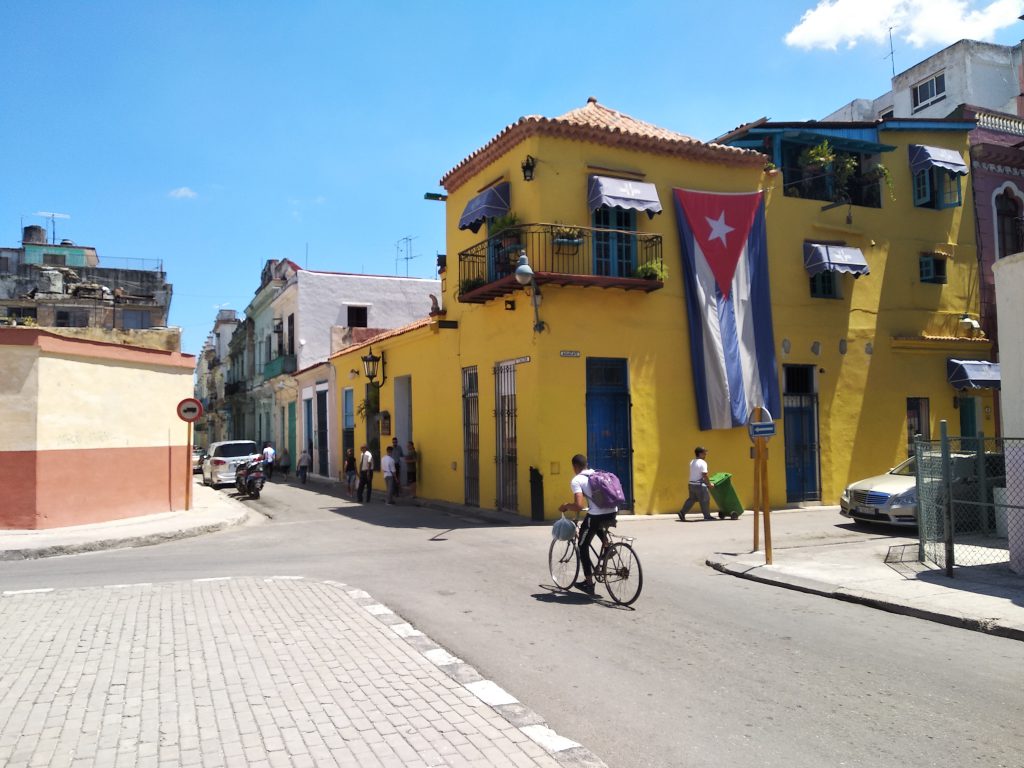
593,207,636,277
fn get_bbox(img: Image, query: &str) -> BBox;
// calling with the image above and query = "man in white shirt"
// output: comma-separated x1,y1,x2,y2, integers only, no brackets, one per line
262,442,276,481
678,446,715,521
558,453,617,594
382,445,397,505
357,445,374,503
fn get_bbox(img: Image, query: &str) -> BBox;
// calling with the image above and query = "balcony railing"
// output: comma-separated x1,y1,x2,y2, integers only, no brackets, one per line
457,223,664,303
263,354,297,380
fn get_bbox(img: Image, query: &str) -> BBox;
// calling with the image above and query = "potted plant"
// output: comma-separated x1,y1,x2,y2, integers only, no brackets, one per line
862,163,895,200
552,225,583,244
459,276,486,295
798,140,835,173
489,213,521,248
634,261,668,281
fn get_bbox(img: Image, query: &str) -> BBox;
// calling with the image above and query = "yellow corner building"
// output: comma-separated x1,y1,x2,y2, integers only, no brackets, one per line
330,99,994,519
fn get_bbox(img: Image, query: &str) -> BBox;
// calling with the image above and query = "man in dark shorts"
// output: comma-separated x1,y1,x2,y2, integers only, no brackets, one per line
558,453,617,594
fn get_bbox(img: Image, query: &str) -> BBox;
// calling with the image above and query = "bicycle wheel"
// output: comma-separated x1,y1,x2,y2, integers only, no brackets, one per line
548,538,580,591
602,542,643,606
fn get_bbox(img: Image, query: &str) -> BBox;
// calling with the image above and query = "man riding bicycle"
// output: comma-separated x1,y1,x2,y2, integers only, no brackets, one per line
558,453,617,594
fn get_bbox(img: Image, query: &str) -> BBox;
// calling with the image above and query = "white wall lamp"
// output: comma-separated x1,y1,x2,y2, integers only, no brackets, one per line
514,252,546,333
361,346,387,388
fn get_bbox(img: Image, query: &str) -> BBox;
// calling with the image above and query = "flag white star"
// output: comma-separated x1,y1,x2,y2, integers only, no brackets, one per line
705,211,734,245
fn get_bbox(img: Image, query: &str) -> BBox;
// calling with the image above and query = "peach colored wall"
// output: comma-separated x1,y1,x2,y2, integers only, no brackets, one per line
0,329,195,529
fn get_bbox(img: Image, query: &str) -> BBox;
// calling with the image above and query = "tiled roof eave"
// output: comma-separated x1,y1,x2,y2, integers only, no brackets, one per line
441,118,764,193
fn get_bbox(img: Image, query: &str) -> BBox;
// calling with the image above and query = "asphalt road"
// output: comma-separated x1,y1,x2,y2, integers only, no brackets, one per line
2,478,1023,768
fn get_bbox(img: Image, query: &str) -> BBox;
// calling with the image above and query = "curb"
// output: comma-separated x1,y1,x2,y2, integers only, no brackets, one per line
333,580,609,768
0,507,251,562
706,556,1024,642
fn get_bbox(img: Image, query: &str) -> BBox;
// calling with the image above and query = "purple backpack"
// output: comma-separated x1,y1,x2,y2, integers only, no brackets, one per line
587,470,626,509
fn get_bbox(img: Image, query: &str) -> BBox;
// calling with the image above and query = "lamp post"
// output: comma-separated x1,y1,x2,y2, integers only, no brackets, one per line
361,346,386,388
514,253,545,333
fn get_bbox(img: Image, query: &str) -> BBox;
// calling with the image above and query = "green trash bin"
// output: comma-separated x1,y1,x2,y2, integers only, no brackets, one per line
708,472,744,519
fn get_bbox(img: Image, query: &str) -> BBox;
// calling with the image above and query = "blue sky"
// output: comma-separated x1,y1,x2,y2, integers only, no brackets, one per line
2,1,1023,356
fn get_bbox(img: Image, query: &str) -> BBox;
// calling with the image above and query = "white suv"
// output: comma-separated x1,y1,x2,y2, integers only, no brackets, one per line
202,440,259,488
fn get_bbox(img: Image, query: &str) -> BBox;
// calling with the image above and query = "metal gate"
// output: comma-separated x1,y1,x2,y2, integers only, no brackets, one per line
462,367,480,507
494,361,518,512
783,393,821,502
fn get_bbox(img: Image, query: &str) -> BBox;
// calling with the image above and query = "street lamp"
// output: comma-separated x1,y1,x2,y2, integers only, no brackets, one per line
361,346,387,388
514,253,545,333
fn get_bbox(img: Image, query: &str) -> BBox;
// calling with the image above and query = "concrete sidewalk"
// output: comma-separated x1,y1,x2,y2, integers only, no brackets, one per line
706,531,1024,641
0,480,252,561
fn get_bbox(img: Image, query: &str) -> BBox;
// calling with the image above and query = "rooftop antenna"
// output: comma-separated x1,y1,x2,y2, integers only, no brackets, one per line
886,26,896,79
34,211,70,244
396,235,418,276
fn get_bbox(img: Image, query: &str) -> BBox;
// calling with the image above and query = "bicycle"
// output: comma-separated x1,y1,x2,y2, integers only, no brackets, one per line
548,516,643,606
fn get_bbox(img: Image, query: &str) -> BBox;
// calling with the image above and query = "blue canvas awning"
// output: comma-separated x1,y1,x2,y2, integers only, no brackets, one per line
803,243,870,277
587,175,662,218
947,359,1000,390
909,145,968,176
458,181,510,233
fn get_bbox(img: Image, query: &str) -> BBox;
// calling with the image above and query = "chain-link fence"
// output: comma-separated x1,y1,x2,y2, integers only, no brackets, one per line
916,429,1024,576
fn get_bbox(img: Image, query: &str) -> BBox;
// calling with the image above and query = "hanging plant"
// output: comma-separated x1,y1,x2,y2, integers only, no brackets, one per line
863,163,895,200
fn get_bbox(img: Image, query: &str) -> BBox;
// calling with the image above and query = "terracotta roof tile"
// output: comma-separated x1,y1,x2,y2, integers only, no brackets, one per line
441,97,763,192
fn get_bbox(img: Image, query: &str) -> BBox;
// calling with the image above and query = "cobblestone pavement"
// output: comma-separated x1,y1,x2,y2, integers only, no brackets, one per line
0,577,604,768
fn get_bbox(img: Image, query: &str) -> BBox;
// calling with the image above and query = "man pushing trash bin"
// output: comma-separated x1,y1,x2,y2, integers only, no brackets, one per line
678,446,715,521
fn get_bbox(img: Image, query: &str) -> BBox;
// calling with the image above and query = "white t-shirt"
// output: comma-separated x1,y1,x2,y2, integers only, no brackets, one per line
382,455,396,477
263,446,276,464
688,457,709,484
571,469,616,515
360,450,374,472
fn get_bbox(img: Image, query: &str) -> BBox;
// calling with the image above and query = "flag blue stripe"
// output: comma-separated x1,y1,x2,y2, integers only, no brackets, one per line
747,201,782,417
674,194,713,430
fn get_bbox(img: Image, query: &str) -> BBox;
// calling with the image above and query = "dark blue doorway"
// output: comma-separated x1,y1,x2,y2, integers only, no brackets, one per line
782,365,820,503
585,358,633,509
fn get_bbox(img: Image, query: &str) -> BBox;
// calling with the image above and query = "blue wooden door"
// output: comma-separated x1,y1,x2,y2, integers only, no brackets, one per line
783,393,821,502
585,358,632,509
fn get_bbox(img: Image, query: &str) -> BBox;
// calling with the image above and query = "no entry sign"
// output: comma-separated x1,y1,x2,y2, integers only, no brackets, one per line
177,397,204,423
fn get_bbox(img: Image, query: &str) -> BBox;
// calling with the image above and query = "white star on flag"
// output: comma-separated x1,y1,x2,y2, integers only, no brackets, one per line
706,211,734,245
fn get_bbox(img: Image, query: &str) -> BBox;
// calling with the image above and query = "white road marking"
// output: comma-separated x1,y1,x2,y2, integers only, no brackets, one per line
390,623,423,638
520,724,580,752
423,648,462,666
193,576,233,583
104,583,152,589
465,680,518,706
2,588,54,596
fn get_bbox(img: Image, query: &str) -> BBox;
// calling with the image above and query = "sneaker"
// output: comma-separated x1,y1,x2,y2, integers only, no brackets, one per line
703,515,714,520
677,512,686,521
575,581,596,595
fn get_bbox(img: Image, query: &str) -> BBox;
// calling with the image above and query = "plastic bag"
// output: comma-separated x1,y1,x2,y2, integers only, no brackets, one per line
552,514,576,541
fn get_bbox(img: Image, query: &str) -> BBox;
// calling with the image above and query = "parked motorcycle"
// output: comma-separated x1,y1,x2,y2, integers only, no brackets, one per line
235,455,266,499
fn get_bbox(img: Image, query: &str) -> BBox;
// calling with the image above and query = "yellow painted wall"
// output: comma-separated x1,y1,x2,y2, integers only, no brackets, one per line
332,125,986,518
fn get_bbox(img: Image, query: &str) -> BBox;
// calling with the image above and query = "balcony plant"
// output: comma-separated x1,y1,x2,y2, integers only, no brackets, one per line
460,276,486,295
862,163,895,200
490,213,521,246
634,261,668,281
552,225,583,244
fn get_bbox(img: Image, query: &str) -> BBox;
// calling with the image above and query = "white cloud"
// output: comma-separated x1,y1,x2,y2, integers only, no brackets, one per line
785,0,1024,51
168,186,197,199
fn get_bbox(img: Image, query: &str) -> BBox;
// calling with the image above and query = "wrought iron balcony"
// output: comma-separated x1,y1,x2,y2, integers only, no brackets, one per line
457,223,664,304
263,354,297,380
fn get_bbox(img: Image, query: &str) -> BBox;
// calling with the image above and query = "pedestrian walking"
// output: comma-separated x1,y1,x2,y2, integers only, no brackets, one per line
356,445,374,502
343,448,357,496
382,445,397,505
679,446,715,521
278,448,291,478
297,448,311,484
262,442,276,481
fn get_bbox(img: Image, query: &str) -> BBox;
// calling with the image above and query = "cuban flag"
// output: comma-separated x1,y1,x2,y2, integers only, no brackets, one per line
673,188,781,431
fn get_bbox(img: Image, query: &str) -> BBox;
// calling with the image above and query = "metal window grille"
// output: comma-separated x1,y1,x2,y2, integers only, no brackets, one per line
494,361,518,512
462,367,479,507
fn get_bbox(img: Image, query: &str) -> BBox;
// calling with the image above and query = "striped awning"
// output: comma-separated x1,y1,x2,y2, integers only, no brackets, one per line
803,243,870,277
